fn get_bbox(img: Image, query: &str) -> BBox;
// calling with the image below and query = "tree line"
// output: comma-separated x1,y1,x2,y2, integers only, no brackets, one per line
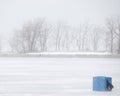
6,16,120,54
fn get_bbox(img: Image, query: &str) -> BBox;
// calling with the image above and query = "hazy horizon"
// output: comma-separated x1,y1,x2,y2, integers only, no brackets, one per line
0,0,120,51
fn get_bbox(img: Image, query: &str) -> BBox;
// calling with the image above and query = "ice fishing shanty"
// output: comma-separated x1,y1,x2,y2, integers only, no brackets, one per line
93,76,114,91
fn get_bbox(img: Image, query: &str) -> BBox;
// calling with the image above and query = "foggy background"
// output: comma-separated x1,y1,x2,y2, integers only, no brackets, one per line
0,0,120,53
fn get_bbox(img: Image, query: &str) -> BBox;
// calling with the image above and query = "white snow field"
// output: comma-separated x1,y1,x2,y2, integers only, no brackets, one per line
0,56,120,96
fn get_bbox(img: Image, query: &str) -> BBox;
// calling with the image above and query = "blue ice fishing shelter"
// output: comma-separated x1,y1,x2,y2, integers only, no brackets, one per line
93,76,113,91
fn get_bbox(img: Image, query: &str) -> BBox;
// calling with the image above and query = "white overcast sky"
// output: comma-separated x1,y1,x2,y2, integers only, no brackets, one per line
0,0,120,50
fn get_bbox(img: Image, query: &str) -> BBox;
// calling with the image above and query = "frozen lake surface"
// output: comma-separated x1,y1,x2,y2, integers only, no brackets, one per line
0,56,120,96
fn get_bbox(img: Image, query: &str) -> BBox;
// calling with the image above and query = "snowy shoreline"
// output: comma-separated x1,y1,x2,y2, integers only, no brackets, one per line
0,52,120,58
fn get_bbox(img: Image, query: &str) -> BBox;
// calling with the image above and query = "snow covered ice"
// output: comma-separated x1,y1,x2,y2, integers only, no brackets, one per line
0,56,120,96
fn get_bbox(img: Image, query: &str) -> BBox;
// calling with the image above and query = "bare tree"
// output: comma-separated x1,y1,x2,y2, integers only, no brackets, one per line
92,26,103,52
106,18,116,54
55,22,62,51
76,23,92,51
60,25,71,51
10,18,49,53
53,22,70,51
114,17,120,53
37,19,49,52
76,24,82,51
105,17,120,54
